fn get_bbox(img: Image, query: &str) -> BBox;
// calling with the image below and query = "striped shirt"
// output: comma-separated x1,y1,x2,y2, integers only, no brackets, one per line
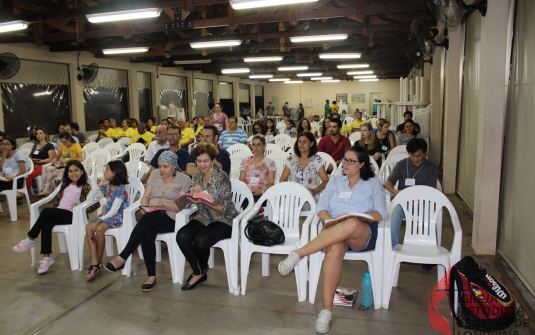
217,128,248,150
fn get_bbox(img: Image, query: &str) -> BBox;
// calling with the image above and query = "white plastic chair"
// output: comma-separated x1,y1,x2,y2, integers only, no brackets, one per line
125,143,146,161
264,143,282,156
19,142,36,151
230,151,253,180
77,176,145,276
247,135,254,144
316,151,337,175
379,154,408,184
97,137,113,149
274,134,291,147
104,142,124,160
240,182,316,302
369,118,378,129
349,132,361,142
125,160,150,179
308,216,384,309
87,134,98,143
18,147,32,156
280,138,297,152
369,156,380,177
343,117,354,125
117,137,131,150
382,186,463,309
170,180,254,293
227,143,252,155
267,151,290,184
82,142,100,159
0,157,33,221
85,149,110,184
388,145,407,157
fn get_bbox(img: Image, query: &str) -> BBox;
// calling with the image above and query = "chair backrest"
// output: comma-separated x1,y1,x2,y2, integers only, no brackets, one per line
117,137,131,150
125,143,147,161
87,134,98,143
104,142,123,159
86,149,110,181
19,147,32,156
316,151,337,174
227,143,252,155
237,117,245,127
82,142,100,158
349,132,361,142
274,134,292,147
230,151,253,179
380,154,408,183
369,156,380,177
264,143,282,156
125,160,150,179
230,179,254,213
369,118,378,129
126,176,145,204
389,145,407,157
334,161,344,176
280,138,296,152
19,142,35,151
97,137,114,149
343,117,354,125
267,151,290,184
247,135,255,144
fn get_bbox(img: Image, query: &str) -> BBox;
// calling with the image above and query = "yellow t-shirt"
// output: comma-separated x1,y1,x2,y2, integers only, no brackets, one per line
331,105,339,114
179,127,195,146
150,126,157,133
340,124,352,137
115,127,135,138
351,120,367,130
195,125,204,135
130,131,154,147
105,127,117,138
58,143,83,159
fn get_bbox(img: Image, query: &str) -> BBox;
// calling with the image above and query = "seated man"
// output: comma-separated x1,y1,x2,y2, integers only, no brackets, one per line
318,118,351,165
396,111,421,135
70,122,89,147
130,122,154,148
54,123,79,150
385,138,438,247
144,125,169,166
186,125,231,176
217,116,248,150
350,111,367,132
177,117,195,148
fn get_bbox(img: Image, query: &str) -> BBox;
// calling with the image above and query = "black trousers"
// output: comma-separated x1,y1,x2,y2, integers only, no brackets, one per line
0,178,24,192
176,220,232,275
119,212,174,277
27,207,73,254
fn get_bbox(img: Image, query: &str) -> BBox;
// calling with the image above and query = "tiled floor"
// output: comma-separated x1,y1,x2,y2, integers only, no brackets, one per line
0,194,532,335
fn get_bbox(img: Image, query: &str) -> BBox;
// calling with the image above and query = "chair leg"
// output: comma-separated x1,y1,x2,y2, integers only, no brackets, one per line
240,247,252,295
31,247,36,267
261,253,270,276
105,236,114,257
208,248,215,268
58,233,68,253
220,245,233,294
155,241,162,262
308,252,325,304
392,262,401,287
176,244,186,284
7,191,17,221
295,257,308,302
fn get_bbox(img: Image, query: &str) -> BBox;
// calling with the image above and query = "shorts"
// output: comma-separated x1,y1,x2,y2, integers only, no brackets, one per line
347,221,378,252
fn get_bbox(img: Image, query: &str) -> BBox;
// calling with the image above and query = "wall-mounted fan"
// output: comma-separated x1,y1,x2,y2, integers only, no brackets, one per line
406,49,433,77
77,63,99,84
410,20,449,59
426,0,487,28
0,52,20,79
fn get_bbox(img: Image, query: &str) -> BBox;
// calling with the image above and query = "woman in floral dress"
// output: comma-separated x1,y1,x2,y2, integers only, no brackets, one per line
239,134,276,202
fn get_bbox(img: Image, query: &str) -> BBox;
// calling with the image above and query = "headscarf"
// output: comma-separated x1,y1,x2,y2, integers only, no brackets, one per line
158,151,180,171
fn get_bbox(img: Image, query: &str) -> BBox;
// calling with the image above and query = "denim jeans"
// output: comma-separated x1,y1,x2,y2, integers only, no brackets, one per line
390,205,405,247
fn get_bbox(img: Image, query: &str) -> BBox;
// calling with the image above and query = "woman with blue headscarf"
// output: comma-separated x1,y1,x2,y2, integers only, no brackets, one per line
105,151,190,292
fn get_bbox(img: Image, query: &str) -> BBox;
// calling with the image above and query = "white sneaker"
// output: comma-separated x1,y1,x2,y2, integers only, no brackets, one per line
37,257,54,274
278,251,301,276
13,238,36,253
315,309,332,334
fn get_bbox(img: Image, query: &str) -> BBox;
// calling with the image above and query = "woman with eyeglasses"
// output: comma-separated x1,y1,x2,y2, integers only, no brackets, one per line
176,143,238,290
239,134,276,202
0,136,27,192
277,146,386,334
104,151,190,292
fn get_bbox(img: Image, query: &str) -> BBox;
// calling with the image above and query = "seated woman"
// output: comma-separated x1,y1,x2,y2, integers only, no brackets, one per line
375,120,396,157
252,120,273,144
147,117,157,133
26,128,55,191
320,117,331,137
280,132,328,202
176,143,238,290
51,124,64,143
278,146,386,334
354,123,382,167
104,151,190,292
284,119,297,137
0,136,27,192
38,132,84,196
115,119,135,139
27,126,37,143
396,119,423,146
296,118,318,137
12,160,99,274
265,119,279,138
239,134,276,202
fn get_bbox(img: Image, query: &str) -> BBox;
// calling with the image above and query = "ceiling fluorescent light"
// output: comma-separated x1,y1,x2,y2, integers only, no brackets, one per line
249,74,273,79
230,0,318,10
337,64,370,69
359,79,379,82
269,78,290,82
102,47,149,54
311,77,332,80
278,66,308,71
319,53,361,59
243,56,283,62
221,68,250,74
297,72,322,77
347,70,374,75
174,60,212,65
321,80,340,83
0,20,29,33
87,8,161,23
290,34,348,43
190,40,242,49
353,75,377,79
284,80,304,84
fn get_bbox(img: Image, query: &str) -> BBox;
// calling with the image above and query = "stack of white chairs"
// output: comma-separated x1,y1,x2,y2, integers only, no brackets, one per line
125,143,146,161
103,142,124,160
0,157,33,221
97,137,113,149
267,151,290,184
237,117,251,133
230,151,253,180
413,104,431,147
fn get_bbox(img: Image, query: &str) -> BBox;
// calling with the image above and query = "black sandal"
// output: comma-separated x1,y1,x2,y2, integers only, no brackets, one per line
85,262,102,281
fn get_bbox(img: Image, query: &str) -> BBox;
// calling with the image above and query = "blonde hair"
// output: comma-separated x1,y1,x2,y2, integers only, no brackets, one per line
358,123,377,150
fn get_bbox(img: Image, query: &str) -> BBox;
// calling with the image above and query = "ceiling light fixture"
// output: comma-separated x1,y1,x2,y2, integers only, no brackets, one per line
249,74,274,79
347,70,374,75
310,77,333,80
284,80,304,84
269,78,290,82
353,75,377,79
243,56,283,62
278,66,309,71
0,20,29,33
359,79,379,82
87,8,162,23
321,80,340,83
102,47,149,54
221,68,250,74
296,72,322,77
337,64,370,69
190,40,242,49
173,60,212,65
290,34,348,43
319,53,361,59
230,0,318,10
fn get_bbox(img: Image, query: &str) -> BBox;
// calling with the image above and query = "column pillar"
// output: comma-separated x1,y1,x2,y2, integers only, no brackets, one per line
429,46,444,167
128,69,139,120
70,63,86,131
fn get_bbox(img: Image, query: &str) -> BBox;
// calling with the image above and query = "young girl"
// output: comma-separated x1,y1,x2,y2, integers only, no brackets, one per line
284,119,297,137
84,160,130,281
12,160,100,274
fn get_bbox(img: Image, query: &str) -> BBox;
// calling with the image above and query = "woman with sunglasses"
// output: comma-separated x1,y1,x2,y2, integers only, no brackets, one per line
277,146,386,334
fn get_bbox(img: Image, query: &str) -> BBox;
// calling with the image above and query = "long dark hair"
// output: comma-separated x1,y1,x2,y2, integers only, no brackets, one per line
107,160,129,186
252,121,267,135
265,119,276,133
296,118,312,134
62,160,89,187
293,132,318,157
345,146,374,180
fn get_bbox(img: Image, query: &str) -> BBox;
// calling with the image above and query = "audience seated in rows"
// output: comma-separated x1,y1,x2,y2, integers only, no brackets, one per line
218,116,248,150
396,120,423,146
396,111,421,135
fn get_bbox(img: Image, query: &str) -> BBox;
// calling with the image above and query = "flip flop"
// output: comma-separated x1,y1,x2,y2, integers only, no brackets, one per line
85,262,102,281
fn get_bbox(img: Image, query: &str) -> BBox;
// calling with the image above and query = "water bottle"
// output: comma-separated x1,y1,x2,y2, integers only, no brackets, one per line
360,271,373,309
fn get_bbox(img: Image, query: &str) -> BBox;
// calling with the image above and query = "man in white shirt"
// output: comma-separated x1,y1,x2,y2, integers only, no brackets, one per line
144,125,169,165
277,114,290,134
308,114,320,134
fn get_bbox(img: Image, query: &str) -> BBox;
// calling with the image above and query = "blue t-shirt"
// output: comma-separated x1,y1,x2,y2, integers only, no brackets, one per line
2,150,26,177
187,147,231,176
150,148,190,172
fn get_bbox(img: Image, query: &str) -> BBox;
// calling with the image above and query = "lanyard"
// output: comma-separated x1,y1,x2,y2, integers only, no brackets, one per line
407,159,424,179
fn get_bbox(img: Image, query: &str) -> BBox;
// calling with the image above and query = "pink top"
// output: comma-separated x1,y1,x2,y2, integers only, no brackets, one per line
210,113,228,133
240,156,277,191
57,184,82,212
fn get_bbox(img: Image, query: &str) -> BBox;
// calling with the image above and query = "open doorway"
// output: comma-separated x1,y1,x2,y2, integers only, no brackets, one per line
369,92,382,116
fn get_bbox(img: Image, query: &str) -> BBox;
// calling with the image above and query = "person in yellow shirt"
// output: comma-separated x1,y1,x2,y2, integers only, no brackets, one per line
350,111,368,133
107,119,120,139
177,117,195,147
129,122,154,147
115,119,135,138
331,101,339,114
97,119,114,141
193,117,204,138
147,117,157,133
130,118,140,137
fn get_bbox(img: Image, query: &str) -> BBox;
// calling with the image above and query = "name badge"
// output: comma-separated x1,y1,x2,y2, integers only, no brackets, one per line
405,178,416,186
249,177,260,185
34,150,40,155
382,145,388,151
5,167,13,173
338,191,352,199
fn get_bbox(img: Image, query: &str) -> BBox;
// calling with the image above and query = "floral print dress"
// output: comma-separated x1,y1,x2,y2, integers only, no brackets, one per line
92,184,129,227
240,156,277,192
285,154,325,201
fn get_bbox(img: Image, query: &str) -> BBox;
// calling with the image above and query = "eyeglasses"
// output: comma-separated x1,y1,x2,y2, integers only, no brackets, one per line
342,157,360,165
195,159,212,164
168,133,180,137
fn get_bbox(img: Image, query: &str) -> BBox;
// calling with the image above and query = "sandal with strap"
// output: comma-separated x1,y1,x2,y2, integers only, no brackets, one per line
85,262,102,281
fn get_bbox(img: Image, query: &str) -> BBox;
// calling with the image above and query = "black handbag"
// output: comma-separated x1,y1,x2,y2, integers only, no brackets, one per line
244,213,285,246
